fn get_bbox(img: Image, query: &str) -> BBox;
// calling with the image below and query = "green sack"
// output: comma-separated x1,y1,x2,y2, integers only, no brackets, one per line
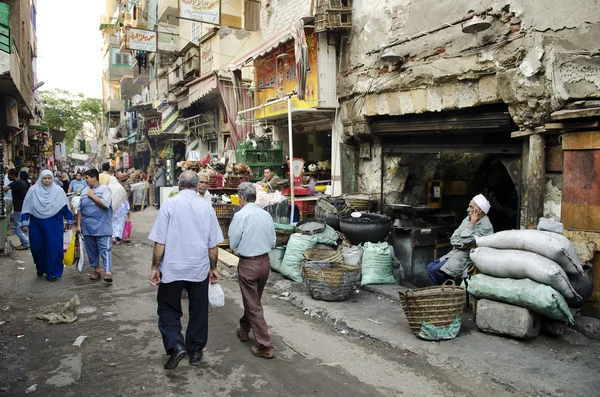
419,315,462,341
314,225,339,245
280,233,318,282
268,247,285,273
467,274,574,324
361,242,395,286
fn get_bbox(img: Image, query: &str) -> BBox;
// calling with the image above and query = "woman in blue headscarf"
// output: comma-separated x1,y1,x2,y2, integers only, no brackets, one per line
21,170,73,282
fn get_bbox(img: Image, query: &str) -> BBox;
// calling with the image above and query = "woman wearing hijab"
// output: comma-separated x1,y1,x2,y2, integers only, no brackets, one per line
77,169,113,282
21,170,73,282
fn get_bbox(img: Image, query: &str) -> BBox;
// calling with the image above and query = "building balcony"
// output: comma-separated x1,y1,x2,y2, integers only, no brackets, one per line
132,61,150,85
157,0,179,25
105,99,124,114
0,42,33,115
108,66,130,82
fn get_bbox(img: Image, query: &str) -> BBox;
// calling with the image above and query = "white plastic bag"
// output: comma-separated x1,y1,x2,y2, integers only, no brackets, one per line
76,235,85,273
208,283,225,307
63,229,73,251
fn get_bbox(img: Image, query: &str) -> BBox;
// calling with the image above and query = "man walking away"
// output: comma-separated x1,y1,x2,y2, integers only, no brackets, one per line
228,182,276,358
148,170,223,370
4,169,29,250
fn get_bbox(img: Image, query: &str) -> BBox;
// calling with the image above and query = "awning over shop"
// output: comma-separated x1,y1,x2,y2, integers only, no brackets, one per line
229,28,293,70
128,103,153,112
50,128,67,143
178,73,219,110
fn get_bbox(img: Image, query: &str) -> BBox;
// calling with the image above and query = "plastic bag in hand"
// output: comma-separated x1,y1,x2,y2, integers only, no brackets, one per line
208,283,225,307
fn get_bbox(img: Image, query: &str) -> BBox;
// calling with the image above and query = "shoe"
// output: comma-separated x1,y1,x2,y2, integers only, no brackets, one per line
37,272,44,278
181,289,188,299
189,351,203,366
251,344,275,359
48,277,57,282
236,328,249,342
15,245,29,250
164,344,187,370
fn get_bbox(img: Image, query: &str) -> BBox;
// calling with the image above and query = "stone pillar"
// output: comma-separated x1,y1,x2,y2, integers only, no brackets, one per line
331,111,343,196
522,133,545,229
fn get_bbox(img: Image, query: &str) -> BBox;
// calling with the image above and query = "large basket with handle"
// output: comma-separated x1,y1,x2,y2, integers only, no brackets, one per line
399,280,466,337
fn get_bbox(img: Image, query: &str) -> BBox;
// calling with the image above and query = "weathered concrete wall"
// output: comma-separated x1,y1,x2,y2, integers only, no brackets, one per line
260,0,312,38
340,0,600,132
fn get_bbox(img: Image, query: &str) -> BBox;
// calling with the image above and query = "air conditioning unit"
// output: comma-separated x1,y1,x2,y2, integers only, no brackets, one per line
168,58,184,87
183,48,200,76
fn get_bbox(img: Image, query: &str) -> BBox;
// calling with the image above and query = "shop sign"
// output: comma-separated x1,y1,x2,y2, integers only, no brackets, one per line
254,30,318,119
5,95,18,128
136,141,149,152
179,0,221,25
125,28,157,53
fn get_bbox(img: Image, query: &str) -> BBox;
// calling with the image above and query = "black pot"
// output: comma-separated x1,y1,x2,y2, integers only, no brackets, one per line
339,213,392,245
315,205,340,230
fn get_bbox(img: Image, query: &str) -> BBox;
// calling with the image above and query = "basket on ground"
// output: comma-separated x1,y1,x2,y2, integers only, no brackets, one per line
302,262,361,302
304,247,342,264
399,281,466,339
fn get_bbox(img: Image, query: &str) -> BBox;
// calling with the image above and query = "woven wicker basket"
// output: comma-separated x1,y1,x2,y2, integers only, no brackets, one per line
344,198,372,211
275,229,294,246
302,262,361,302
304,247,343,263
399,281,466,337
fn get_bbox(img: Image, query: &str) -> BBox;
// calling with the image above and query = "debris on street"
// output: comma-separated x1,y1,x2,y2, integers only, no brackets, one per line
37,295,81,324
25,384,37,393
72,336,87,347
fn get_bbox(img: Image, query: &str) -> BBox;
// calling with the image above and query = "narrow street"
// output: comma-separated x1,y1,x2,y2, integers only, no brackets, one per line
0,208,598,397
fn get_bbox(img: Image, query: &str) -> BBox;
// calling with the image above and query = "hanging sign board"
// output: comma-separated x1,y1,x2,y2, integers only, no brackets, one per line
136,141,149,152
125,28,157,53
254,30,318,119
179,0,221,25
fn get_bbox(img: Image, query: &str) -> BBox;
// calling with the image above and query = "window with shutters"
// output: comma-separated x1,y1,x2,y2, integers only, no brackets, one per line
191,21,202,45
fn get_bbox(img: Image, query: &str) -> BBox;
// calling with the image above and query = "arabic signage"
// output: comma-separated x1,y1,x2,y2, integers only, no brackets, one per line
254,31,318,119
125,28,157,52
136,141,149,152
179,0,221,25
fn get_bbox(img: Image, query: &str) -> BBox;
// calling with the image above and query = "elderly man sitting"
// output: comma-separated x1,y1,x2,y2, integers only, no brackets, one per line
427,194,494,285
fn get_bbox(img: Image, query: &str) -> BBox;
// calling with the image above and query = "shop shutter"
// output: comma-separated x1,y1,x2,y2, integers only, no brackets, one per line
0,3,10,54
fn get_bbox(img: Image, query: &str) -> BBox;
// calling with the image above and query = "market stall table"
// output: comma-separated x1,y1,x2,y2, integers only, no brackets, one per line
130,181,149,209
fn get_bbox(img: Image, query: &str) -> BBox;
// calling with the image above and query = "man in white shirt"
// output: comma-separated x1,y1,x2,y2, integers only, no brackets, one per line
148,171,223,370
196,173,212,204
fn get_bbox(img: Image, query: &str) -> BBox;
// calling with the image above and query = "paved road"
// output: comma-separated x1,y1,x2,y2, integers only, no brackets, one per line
0,208,469,397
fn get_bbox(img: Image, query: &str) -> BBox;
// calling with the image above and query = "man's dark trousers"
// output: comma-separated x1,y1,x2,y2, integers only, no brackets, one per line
157,276,209,355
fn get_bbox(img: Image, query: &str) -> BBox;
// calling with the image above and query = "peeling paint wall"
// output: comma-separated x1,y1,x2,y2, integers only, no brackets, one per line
543,175,563,220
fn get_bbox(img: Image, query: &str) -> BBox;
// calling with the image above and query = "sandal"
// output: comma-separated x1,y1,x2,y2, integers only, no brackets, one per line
90,272,101,281
104,273,113,283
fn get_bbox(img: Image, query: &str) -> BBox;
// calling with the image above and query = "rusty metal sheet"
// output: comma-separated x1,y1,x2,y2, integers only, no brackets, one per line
562,150,600,231
562,131,600,150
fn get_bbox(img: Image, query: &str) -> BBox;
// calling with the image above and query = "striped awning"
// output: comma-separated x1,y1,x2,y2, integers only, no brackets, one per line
229,28,293,70
157,102,188,134
178,73,219,109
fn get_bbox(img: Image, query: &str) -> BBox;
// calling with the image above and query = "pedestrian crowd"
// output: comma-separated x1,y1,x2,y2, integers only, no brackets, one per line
2,163,133,282
5,165,278,370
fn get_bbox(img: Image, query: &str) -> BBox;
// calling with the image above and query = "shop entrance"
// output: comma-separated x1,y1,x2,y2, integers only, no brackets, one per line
371,105,521,286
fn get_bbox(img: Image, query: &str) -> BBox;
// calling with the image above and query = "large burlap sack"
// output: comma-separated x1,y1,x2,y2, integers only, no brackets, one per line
537,218,564,234
268,247,285,273
280,233,318,282
475,230,584,276
470,247,580,300
467,274,574,324
361,242,395,286
565,271,593,308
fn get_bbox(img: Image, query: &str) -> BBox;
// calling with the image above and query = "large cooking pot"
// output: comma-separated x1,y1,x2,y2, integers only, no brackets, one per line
314,199,340,230
339,213,392,245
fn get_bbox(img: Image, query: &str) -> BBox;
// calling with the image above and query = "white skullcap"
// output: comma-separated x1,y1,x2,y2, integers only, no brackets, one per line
473,194,491,214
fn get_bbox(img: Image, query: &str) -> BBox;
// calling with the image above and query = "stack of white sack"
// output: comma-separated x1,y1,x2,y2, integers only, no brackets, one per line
254,183,287,207
468,229,593,325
